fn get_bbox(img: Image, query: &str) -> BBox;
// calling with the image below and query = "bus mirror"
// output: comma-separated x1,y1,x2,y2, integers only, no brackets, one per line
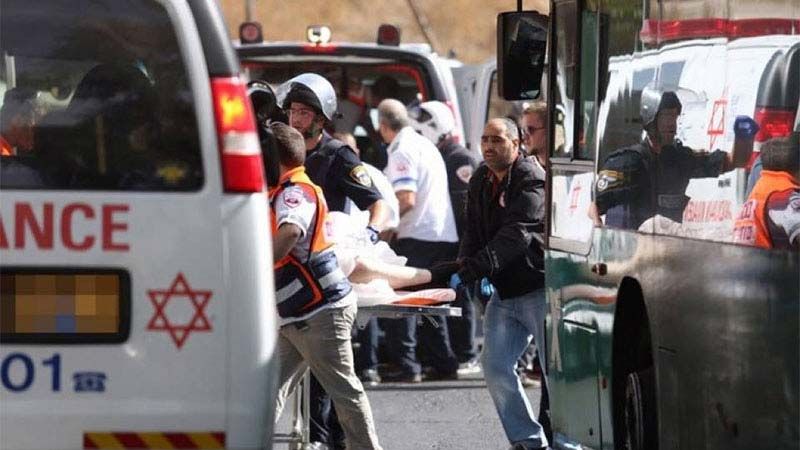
497,10,548,101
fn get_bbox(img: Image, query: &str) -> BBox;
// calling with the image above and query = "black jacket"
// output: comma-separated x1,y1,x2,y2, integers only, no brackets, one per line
595,139,727,229
459,153,546,299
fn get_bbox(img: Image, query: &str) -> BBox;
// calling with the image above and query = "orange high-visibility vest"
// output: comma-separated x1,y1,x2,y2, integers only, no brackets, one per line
733,170,800,248
270,166,350,319
1,135,14,156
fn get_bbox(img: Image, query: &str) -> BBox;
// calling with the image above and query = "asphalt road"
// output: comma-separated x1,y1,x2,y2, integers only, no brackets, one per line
273,372,544,450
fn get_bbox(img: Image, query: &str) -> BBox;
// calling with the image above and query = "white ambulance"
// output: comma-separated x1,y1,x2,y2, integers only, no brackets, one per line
234,24,468,170
0,1,278,449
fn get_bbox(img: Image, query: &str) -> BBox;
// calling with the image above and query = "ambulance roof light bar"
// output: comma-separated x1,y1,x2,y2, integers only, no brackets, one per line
640,18,800,46
377,24,401,46
307,25,332,44
239,21,263,44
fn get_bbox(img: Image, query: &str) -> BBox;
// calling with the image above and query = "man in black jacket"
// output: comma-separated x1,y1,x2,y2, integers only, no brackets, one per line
458,117,549,450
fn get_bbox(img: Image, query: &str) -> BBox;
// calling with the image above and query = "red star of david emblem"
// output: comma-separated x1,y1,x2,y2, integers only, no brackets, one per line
146,273,213,349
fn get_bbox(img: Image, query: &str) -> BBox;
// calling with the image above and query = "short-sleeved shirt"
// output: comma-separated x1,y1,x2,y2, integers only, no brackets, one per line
273,183,319,262
346,162,400,228
596,139,728,229
305,131,383,214
385,126,458,242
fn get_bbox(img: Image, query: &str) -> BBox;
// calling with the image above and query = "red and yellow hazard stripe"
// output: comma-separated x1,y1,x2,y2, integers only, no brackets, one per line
84,432,225,449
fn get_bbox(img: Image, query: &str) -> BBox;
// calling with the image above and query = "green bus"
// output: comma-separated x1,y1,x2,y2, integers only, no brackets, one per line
497,0,799,448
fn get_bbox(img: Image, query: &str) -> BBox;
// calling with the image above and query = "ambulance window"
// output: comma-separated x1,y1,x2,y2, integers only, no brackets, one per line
0,0,202,191
1,270,130,344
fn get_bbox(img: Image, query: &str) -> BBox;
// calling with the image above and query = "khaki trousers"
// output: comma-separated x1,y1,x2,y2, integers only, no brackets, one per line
275,303,382,450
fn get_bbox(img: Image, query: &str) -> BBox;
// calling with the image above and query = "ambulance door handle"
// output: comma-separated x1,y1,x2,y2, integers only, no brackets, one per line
591,263,607,276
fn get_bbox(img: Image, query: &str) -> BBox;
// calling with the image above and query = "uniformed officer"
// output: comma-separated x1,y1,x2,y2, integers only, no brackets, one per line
278,73,389,450
594,87,755,229
278,73,389,237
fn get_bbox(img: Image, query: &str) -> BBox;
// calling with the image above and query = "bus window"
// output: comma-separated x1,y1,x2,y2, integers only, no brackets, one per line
576,0,599,160
639,6,798,243
552,0,578,159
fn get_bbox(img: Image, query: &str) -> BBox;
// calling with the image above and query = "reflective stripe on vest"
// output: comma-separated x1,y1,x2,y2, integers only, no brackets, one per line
733,170,800,248
270,167,352,319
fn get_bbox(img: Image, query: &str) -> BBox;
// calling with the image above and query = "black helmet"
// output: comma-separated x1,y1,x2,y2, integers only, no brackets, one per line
247,80,282,124
640,86,683,129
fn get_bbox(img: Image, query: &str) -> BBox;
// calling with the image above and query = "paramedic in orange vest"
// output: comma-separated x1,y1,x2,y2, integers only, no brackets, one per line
734,134,800,250
269,122,383,450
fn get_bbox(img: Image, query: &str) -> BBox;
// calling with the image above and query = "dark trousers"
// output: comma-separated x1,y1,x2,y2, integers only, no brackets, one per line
385,238,459,376
447,282,478,363
354,317,379,372
309,374,345,447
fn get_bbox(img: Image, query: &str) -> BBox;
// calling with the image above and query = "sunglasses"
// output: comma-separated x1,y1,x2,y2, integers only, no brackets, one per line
524,125,546,134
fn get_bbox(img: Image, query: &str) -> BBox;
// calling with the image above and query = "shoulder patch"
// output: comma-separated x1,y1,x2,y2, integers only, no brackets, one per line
596,170,625,192
789,192,800,212
350,165,373,187
282,187,305,209
455,165,474,184
281,186,309,208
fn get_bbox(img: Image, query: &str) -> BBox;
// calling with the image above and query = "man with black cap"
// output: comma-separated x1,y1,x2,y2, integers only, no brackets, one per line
279,73,389,450
593,87,756,229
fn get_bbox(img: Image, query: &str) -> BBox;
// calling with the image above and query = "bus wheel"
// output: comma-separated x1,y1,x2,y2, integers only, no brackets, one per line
623,367,657,450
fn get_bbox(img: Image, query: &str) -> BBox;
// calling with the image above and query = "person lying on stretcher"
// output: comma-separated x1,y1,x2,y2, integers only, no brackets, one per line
328,211,460,305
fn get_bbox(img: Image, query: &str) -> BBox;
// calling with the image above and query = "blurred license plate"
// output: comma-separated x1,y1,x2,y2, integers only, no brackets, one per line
0,268,130,343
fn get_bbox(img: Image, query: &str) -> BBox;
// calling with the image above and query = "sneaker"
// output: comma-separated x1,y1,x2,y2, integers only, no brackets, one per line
457,358,481,376
357,369,381,386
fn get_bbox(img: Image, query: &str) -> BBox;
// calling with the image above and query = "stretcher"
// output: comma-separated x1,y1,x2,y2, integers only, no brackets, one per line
273,292,460,449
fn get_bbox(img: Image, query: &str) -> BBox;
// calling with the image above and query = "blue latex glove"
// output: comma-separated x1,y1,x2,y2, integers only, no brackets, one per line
480,278,495,298
449,273,462,290
734,115,760,139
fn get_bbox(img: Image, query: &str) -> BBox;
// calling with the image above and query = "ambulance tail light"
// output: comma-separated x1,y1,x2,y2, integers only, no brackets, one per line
211,76,265,193
750,108,795,168
754,108,795,142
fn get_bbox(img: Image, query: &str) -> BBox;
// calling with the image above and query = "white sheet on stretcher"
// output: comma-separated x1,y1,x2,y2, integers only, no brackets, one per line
328,212,454,307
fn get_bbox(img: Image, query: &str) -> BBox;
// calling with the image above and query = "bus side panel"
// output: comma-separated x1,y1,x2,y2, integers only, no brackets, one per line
546,240,617,449
648,237,799,449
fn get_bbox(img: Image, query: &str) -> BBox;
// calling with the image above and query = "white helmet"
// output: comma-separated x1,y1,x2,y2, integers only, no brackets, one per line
411,100,455,145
